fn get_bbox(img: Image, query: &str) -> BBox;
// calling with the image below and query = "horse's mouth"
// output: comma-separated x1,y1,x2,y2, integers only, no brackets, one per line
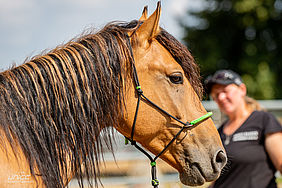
179,160,221,186
179,162,206,186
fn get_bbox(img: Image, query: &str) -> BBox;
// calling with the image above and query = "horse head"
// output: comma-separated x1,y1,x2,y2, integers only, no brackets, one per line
115,2,227,186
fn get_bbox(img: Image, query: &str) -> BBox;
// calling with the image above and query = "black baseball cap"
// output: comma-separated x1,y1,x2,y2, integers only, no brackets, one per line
204,70,243,94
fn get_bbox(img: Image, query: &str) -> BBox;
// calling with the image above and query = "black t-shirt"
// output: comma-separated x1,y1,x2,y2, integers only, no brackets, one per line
214,111,282,188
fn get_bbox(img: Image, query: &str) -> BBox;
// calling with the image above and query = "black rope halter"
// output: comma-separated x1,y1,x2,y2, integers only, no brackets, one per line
124,34,213,188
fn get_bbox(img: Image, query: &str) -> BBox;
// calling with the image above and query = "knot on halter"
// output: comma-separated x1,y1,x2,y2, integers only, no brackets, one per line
150,161,156,167
124,137,136,146
136,86,143,95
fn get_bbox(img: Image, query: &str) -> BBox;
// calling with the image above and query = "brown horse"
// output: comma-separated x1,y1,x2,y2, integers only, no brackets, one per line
0,2,226,188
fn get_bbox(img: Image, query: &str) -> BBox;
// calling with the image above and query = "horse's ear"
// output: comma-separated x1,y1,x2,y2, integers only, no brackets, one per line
135,1,161,46
139,6,148,21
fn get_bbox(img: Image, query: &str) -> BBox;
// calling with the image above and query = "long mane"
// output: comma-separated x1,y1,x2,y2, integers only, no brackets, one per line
0,20,202,188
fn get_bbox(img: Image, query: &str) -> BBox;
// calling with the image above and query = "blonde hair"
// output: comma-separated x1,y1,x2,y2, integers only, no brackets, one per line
245,96,264,111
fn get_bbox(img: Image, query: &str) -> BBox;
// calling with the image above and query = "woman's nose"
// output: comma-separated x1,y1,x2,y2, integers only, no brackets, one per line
217,92,226,101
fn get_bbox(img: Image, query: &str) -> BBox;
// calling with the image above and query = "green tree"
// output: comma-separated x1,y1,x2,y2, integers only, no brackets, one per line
181,0,282,99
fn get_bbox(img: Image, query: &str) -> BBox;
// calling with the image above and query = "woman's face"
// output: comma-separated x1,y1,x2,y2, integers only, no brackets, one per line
210,84,246,115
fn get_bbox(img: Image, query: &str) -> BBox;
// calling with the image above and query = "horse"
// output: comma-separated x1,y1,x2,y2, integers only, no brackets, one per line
0,2,227,188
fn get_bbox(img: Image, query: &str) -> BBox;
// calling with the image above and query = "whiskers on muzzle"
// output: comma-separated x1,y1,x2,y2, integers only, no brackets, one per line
219,155,232,176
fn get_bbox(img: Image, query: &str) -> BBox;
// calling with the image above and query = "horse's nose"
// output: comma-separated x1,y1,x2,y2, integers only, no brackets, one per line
213,150,227,171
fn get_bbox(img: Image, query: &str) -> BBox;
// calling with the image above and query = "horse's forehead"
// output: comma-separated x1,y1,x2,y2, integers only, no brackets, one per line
135,39,181,71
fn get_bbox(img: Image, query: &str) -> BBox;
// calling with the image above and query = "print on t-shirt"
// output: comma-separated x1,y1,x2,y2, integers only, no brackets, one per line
224,131,259,145
232,131,259,142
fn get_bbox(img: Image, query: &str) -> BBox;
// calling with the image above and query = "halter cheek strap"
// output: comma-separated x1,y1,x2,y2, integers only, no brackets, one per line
125,61,213,188
124,33,213,187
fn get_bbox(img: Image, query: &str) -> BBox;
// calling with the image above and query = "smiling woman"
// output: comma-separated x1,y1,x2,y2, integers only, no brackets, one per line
205,69,282,188
0,2,226,188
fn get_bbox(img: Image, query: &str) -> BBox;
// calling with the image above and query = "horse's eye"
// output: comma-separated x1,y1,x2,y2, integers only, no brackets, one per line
169,72,183,84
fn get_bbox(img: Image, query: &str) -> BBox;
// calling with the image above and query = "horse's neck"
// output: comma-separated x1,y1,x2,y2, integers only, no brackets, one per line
0,31,127,187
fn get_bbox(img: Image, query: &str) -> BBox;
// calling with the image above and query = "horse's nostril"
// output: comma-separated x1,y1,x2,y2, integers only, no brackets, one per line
216,151,224,163
214,150,227,170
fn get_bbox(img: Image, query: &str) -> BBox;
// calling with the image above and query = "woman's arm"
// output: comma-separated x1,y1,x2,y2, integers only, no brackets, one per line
265,132,282,173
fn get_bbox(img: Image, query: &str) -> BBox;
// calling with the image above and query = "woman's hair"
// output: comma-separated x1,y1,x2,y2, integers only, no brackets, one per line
245,96,264,111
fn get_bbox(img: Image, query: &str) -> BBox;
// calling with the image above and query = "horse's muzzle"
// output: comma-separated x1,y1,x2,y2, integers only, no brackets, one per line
179,148,227,186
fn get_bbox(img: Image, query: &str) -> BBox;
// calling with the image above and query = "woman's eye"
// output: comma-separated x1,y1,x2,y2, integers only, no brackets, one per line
169,73,183,84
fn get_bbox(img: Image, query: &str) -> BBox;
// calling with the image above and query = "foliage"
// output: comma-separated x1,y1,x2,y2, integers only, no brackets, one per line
181,0,282,99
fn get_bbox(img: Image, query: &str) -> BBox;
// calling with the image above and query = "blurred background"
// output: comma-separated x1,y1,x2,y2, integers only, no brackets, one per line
0,0,197,69
181,0,282,100
1,0,281,187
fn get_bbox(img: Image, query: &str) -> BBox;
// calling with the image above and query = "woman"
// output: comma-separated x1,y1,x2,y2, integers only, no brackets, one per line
205,70,282,188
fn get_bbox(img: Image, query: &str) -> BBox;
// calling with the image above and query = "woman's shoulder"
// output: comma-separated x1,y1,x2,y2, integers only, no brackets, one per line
252,110,280,119
252,110,267,115
251,110,275,119
251,110,282,134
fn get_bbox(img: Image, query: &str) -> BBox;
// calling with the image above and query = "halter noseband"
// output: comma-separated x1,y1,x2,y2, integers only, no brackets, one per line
125,44,212,187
